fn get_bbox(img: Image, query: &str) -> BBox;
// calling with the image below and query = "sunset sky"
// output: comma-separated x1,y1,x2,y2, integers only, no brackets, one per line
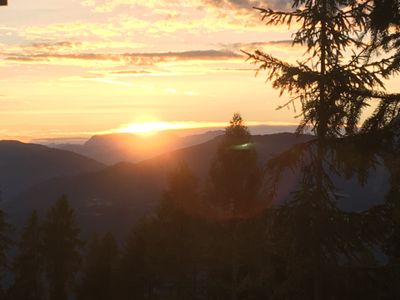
1,0,398,141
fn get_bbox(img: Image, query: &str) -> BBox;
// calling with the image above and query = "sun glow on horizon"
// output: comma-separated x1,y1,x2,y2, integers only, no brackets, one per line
116,121,232,136
116,120,299,136
117,121,193,135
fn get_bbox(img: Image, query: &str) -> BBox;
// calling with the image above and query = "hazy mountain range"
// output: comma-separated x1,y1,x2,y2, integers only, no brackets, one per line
0,131,388,240
52,130,224,165
0,141,104,200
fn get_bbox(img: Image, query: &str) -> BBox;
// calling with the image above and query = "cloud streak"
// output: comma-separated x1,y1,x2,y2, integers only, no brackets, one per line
3,49,242,65
222,40,294,51
81,0,293,13
201,0,292,11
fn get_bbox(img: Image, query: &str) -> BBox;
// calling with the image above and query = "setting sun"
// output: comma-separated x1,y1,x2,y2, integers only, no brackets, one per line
1,0,399,299
115,120,292,136
117,121,190,135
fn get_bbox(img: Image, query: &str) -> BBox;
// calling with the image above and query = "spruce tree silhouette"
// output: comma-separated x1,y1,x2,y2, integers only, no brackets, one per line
77,232,119,300
244,1,400,299
119,163,204,299
0,200,11,298
7,211,43,300
364,2,400,294
42,196,82,300
367,0,400,77
205,113,263,300
207,113,262,220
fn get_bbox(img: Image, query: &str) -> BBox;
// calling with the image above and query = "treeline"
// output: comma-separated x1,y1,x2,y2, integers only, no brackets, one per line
0,112,399,300
0,114,269,300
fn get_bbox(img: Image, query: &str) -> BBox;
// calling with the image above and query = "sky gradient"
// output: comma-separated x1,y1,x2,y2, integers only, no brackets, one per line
1,0,398,141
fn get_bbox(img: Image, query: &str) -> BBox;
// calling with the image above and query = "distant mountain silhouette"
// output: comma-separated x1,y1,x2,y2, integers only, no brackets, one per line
54,130,224,165
5,133,388,240
0,140,105,201
6,133,313,239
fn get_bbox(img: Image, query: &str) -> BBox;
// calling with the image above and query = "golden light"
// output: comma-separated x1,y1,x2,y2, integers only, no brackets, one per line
116,120,299,136
117,121,190,135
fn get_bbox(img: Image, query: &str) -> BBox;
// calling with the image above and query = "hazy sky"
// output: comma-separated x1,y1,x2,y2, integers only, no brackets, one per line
0,0,397,141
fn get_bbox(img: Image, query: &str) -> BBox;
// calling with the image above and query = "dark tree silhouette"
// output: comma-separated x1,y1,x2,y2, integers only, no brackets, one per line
245,1,398,137
367,0,400,78
162,161,201,216
42,196,82,300
118,219,160,300
119,163,205,299
0,204,11,297
359,1,400,297
205,113,263,300
244,1,400,299
77,232,119,300
207,113,262,219
7,211,44,300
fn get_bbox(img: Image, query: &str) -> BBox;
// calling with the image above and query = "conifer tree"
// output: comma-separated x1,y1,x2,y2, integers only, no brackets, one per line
245,1,398,138
358,0,400,131
120,163,203,299
365,0,400,284
7,211,43,300
118,220,157,299
161,161,200,216
368,0,400,77
207,113,262,219
244,1,398,298
158,162,205,298
0,205,11,298
206,114,263,300
42,196,82,300
77,232,119,300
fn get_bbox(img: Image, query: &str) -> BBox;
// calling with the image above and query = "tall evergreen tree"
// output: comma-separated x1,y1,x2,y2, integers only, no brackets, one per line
118,220,158,300
162,161,201,216
368,0,400,79
157,162,206,299
244,1,398,298
365,2,400,292
207,113,262,219
0,204,11,298
7,211,43,300
42,196,82,300
77,232,119,300
206,114,263,300
358,0,400,132
119,163,204,299
245,1,396,137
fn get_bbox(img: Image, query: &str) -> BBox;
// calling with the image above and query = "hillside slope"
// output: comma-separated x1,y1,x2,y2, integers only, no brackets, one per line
6,133,313,238
0,140,105,201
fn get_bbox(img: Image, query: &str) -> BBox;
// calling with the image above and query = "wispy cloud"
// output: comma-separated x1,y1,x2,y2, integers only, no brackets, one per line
0,0,306,142
25,41,79,51
201,0,292,11
80,0,292,13
224,40,294,48
3,39,297,67
221,40,296,53
3,49,242,65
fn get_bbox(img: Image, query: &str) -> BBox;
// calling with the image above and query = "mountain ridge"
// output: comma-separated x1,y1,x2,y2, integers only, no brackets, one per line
53,130,224,165
0,140,105,201
6,133,313,239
